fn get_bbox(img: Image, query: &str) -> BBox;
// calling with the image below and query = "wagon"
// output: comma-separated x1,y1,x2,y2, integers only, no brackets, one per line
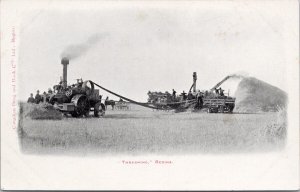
115,101,130,110
202,97,235,113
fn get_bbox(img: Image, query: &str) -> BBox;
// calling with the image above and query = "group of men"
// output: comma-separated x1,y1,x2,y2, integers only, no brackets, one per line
172,89,194,101
27,88,53,104
214,87,225,96
172,86,225,101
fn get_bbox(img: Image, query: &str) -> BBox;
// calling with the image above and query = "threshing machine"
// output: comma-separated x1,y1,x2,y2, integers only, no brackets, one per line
148,72,236,113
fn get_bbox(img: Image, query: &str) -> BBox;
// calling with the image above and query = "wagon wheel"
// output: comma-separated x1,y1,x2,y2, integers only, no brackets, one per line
94,102,105,117
71,111,79,117
228,104,235,113
72,96,90,117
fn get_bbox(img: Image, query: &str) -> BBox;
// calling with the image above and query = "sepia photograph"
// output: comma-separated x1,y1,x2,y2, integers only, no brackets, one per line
1,0,299,190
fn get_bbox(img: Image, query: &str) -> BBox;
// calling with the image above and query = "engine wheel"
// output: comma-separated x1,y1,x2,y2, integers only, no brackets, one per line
72,96,90,117
94,102,105,117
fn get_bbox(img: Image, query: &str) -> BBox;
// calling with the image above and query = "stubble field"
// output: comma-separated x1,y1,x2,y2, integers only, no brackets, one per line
18,104,286,156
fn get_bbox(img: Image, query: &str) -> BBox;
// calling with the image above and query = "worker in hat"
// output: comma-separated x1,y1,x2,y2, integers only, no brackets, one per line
181,91,187,100
187,90,193,100
215,88,219,96
35,90,42,104
219,87,224,96
48,88,53,94
27,93,35,103
42,91,47,103
172,89,176,100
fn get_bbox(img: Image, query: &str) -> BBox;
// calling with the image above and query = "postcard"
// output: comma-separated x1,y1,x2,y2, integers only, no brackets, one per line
1,0,299,190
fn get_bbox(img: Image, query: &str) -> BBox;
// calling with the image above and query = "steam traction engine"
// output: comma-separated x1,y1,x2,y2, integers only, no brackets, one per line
49,58,105,117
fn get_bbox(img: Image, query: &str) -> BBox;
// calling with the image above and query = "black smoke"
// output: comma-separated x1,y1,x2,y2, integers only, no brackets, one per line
60,33,108,60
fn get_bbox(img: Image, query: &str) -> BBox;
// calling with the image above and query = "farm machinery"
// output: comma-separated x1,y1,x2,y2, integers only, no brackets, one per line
48,58,106,117
45,57,235,116
202,75,236,113
148,72,236,113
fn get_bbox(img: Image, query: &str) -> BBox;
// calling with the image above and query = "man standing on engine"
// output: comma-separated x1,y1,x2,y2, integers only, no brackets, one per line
48,88,53,94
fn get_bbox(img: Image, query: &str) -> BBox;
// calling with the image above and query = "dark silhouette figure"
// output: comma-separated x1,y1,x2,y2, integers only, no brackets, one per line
27,93,35,103
172,89,176,100
215,88,219,96
35,90,42,104
187,91,193,100
181,91,187,100
219,87,224,96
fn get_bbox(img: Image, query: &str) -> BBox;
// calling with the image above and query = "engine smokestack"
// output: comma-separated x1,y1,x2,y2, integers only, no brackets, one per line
61,57,69,88
193,72,197,92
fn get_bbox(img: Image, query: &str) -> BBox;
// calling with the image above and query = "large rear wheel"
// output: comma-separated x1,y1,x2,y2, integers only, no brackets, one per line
71,95,90,117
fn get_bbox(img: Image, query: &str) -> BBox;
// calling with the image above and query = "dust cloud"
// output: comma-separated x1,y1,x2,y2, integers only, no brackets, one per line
234,77,287,113
213,72,287,113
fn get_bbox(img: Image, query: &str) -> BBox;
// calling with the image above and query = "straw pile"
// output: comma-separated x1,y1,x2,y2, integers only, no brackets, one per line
19,102,63,120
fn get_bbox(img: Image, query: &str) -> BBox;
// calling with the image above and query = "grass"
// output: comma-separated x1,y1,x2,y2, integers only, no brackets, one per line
18,104,287,156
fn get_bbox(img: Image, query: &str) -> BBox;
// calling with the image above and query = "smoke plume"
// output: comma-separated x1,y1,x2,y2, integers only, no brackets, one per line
60,33,108,60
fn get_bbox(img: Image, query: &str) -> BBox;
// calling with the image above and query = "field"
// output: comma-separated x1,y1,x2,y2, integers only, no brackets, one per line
18,104,286,156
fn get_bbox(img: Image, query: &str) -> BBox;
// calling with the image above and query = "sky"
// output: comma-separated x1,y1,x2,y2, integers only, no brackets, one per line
17,1,293,102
